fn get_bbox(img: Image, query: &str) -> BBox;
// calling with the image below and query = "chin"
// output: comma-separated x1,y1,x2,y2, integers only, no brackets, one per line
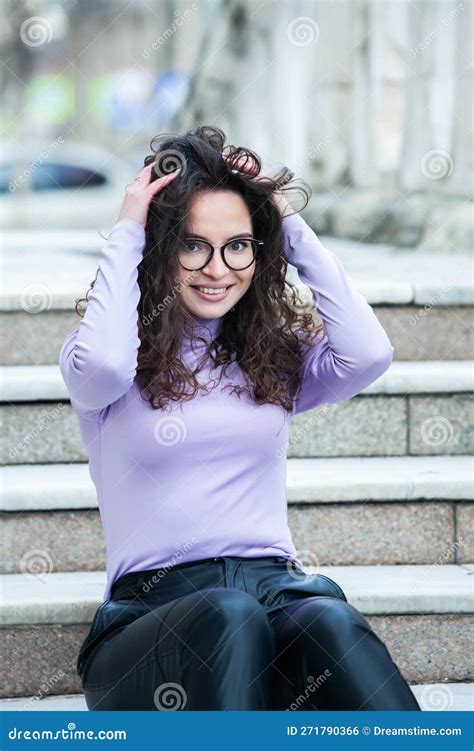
184,291,237,317
191,302,232,317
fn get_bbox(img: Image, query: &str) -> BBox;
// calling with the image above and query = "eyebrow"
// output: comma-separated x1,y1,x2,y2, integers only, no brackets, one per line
184,232,254,241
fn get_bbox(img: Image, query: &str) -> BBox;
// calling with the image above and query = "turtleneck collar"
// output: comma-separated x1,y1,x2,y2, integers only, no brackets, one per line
182,312,224,342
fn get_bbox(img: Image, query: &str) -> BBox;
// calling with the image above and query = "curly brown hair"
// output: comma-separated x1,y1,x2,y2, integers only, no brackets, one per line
74,125,324,413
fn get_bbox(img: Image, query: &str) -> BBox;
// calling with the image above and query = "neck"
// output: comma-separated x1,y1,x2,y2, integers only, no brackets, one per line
183,311,224,341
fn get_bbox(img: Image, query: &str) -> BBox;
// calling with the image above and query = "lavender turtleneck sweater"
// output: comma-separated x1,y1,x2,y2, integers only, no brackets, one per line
59,213,394,601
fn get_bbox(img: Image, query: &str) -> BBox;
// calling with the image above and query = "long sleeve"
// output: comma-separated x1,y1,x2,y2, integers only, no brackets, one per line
283,212,394,416
59,218,146,417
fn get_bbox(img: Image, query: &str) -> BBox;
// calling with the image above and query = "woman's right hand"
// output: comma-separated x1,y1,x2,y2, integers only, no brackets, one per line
116,162,181,228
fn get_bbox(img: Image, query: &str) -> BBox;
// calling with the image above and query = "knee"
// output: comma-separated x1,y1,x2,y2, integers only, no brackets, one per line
199,587,273,640
285,597,369,644
207,588,270,625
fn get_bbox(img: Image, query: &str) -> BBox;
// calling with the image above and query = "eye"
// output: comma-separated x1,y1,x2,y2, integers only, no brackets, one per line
228,240,248,251
184,240,202,252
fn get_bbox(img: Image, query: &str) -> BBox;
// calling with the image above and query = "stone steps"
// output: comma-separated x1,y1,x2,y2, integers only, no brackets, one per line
1,565,472,698
1,233,471,703
1,456,472,572
2,305,473,365
2,361,472,464
2,231,473,363
1,683,472,711
5,360,473,400
3,455,472,511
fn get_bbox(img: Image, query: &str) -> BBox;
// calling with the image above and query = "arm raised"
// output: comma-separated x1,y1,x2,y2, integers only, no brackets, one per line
283,213,394,416
59,219,146,415
59,162,181,417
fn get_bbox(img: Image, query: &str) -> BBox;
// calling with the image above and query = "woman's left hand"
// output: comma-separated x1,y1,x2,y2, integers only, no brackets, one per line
225,155,294,218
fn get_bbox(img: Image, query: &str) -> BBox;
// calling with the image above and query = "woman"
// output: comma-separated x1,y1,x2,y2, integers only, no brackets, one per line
59,125,420,711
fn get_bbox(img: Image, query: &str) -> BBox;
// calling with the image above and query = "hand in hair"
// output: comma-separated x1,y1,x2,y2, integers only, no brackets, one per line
117,163,181,228
224,154,294,218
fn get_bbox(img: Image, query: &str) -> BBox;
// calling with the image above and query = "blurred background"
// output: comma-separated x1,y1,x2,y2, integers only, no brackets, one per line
1,0,472,246
1,0,473,713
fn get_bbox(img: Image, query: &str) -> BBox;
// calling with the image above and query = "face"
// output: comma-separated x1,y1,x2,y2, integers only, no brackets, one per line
178,189,256,318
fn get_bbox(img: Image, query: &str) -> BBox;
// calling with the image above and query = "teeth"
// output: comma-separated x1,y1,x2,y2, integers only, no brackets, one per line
197,286,227,294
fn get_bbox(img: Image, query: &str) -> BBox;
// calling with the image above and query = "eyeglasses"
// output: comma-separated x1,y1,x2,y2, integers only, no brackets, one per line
177,237,263,271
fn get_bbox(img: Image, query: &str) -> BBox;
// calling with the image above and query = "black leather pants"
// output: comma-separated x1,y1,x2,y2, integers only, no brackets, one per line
78,556,421,711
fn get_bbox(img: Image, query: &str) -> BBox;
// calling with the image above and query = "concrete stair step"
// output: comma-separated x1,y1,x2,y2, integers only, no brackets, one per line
2,362,473,463
3,455,472,511
3,361,473,400
3,304,472,364
2,230,473,363
4,565,473,622
1,565,472,697
1,457,472,571
0,684,472,711
0,360,474,403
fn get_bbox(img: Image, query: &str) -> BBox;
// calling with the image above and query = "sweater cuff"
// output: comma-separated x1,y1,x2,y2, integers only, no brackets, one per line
112,218,146,235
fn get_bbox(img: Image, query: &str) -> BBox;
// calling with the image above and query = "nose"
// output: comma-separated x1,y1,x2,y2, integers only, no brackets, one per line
201,248,231,278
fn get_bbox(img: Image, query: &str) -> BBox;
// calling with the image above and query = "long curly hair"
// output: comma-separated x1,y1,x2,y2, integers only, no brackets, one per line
74,125,324,413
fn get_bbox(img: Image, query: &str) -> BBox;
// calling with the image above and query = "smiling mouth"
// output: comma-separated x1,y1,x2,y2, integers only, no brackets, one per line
190,284,235,300
191,284,234,292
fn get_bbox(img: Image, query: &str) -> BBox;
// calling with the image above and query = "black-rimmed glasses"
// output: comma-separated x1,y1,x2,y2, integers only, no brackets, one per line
177,237,263,271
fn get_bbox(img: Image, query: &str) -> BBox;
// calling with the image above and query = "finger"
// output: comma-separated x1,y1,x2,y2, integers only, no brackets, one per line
136,162,155,180
223,154,244,165
230,155,251,171
127,162,155,189
136,160,177,182
147,167,181,195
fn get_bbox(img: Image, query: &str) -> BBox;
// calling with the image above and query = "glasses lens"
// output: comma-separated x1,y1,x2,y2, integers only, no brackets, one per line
223,239,255,270
178,239,213,270
178,238,257,270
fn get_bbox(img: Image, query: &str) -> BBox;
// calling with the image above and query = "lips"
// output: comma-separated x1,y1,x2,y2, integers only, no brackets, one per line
191,285,234,290
191,284,234,301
